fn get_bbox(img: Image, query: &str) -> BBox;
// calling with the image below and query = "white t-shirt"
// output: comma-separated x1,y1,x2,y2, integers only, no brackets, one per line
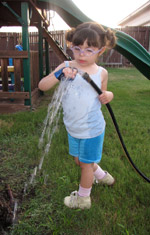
62,63,106,139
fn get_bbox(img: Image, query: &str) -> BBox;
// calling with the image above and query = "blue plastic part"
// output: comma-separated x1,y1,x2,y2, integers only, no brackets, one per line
54,68,64,80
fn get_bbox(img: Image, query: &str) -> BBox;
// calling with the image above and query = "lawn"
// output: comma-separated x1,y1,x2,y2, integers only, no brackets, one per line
0,67,150,235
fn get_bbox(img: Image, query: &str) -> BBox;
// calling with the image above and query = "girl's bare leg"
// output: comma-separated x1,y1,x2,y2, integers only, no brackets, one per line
79,162,94,188
74,158,105,187
75,158,99,172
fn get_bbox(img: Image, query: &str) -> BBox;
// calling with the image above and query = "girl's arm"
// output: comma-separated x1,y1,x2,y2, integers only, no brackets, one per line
99,68,114,104
38,63,65,91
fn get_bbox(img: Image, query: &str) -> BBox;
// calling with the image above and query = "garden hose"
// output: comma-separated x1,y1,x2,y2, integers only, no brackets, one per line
82,72,150,183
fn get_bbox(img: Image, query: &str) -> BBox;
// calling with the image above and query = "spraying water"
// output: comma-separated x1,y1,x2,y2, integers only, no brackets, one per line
11,73,80,230
38,77,72,167
23,76,73,194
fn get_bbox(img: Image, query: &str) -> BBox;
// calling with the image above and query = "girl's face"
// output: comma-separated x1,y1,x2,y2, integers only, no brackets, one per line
72,40,101,67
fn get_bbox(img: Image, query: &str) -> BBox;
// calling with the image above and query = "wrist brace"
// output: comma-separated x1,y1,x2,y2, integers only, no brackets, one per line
54,68,64,81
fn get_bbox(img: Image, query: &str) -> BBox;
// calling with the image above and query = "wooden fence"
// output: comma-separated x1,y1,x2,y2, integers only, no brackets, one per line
0,27,149,70
0,30,66,51
0,27,149,113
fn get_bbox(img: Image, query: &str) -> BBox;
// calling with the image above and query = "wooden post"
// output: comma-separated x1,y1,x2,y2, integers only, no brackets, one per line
45,39,50,75
14,59,21,91
38,21,43,80
1,59,8,91
21,2,31,106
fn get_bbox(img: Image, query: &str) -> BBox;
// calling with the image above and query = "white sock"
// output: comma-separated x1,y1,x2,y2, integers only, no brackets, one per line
78,185,92,197
94,165,106,180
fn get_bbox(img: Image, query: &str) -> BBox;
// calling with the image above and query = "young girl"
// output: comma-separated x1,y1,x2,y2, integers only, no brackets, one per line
38,22,116,209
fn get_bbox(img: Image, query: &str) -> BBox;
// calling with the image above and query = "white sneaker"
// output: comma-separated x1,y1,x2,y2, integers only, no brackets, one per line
94,171,115,186
64,191,91,209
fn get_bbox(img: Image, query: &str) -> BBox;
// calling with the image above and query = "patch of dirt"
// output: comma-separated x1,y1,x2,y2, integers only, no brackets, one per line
0,183,15,234
0,173,38,234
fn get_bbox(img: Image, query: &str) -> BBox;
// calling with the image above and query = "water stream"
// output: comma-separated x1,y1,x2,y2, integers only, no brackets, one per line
23,69,85,194
23,77,72,195
12,72,82,229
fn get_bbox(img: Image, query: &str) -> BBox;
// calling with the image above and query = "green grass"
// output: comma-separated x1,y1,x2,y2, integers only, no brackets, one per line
0,67,150,235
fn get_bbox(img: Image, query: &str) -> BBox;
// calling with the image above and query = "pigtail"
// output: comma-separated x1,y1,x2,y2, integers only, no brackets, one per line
65,22,117,50
65,28,76,42
105,28,116,49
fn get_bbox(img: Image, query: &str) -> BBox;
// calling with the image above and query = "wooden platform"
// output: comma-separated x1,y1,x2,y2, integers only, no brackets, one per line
0,88,40,114
0,102,30,114
0,50,40,114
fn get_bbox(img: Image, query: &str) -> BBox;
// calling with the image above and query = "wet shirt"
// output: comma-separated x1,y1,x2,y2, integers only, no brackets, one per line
62,64,106,139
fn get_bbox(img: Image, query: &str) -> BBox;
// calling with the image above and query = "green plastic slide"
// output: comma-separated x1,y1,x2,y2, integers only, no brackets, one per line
39,0,150,79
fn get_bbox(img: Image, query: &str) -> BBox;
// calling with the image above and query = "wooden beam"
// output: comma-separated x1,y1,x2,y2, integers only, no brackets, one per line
1,59,8,91
21,2,31,106
29,0,49,27
14,59,22,91
0,92,29,99
0,104,30,114
31,88,40,105
43,28,70,62
0,51,28,59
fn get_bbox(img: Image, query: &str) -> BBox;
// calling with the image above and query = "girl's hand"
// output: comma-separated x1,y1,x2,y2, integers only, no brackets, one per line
99,91,114,104
63,67,78,79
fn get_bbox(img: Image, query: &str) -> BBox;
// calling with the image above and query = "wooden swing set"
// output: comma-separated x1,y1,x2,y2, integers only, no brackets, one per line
0,0,69,113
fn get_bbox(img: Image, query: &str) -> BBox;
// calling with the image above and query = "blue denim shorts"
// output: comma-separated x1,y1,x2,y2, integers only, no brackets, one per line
68,130,105,164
